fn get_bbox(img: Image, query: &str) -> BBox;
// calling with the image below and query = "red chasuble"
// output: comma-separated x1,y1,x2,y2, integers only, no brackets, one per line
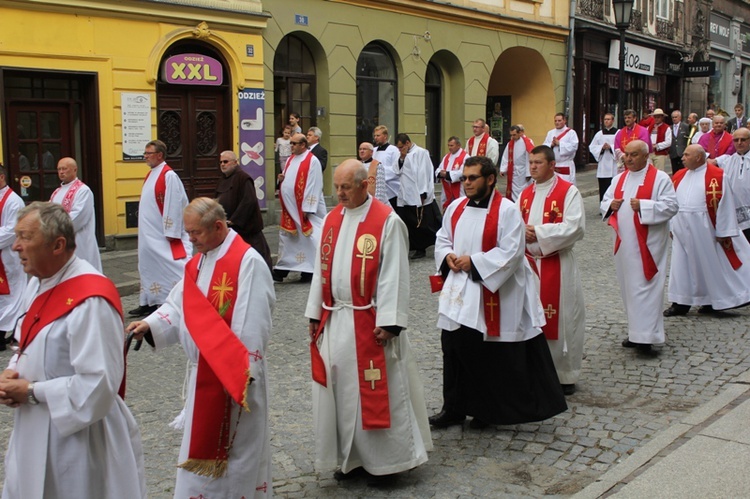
449,191,503,336
440,150,467,209
311,198,392,429
181,235,254,478
144,165,187,260
50,178,83,213
279,152,315,236
672,165,742,269
506,136,534,200
608,166,659,280
0,188,14,294
467,133,489,157
519,178,573,340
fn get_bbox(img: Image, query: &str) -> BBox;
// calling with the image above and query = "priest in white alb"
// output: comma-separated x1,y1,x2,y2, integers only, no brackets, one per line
435,136,467,210
50,157,102,271
589,113,619,201
465,119,499,165
306,160,432,485
127,197,275,498
0,164,25,350
519,145,586,395
543,113,580,184
601,140,678,355
664,145,750,316
500,124,534,201
131,139,192,317
715,127,750,241
0,202,145,499
273,133,326,283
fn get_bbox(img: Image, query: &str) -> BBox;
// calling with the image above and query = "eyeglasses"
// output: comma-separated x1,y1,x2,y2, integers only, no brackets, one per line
733,138,749,142
460,174,484,182
290,141,302,145
219,160,232,164
143,152,157,156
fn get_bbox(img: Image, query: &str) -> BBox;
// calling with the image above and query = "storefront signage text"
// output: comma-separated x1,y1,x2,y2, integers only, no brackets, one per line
238,90,267,209
164,53,223,86
710,14,731,48
683,62,716,77
608,41,656,76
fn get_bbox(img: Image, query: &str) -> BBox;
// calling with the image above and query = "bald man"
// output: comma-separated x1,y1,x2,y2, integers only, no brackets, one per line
50,157,102,271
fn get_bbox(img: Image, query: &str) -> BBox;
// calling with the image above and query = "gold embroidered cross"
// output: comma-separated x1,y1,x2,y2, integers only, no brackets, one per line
544,201,560,222
355,234,377,297
149,282,162,295
544,304,557,319
66,298,73,305
164,217,174,230
707,178,721,211
485,295,498,321
295,252,306,263
305,194,317,205
211,272,234,309
363,360,381,390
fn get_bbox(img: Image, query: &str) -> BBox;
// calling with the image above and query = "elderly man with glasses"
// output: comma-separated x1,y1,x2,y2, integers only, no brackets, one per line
713,127,750,242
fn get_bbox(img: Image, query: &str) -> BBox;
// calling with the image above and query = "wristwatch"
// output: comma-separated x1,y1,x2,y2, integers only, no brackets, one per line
27,382,39,405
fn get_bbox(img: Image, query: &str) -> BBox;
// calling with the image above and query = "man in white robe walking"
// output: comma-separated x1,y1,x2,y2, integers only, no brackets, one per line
601,140,678,355
131,139,191,317
664,145,750,315
465,119,499,165
274,133,326,282
0,164,25,351
715,127,750,241
500,125,534,201
127,197,275,498
0,202,145,499
306,160,432,485
589,113,619,201
435,136,467,210
50,157,102,272
544,113,580,184
519,145,586,395
372,125,401,208
430,155,567,430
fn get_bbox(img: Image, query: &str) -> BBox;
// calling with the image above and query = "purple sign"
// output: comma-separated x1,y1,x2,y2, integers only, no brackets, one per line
238,89,267,209
164,53,223,85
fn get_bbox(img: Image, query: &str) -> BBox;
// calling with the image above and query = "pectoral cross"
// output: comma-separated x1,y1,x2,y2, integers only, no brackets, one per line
363,360,381,390
211,272,234,309
707,178,722,211
355,234,377,297
544,304,557,319
164,216,174,230
485,295,498,322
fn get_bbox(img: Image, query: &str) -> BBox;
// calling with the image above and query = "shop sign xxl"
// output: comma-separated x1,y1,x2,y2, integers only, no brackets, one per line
164,53,223,85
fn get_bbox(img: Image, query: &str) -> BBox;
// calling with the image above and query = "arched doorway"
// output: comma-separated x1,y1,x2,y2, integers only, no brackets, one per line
425,62,442,167
274,34,316,140
356,42,398,149
157,41,231,199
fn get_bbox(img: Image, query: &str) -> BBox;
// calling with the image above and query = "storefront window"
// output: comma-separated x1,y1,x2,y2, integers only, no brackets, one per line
708,60,725,111
356,43,397,148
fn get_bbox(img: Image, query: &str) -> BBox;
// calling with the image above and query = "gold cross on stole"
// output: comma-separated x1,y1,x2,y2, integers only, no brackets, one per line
544,304,557,319
355,234,377,297
363,360,381,390
211,272,234,309
707,178,721,211
485,295,498,321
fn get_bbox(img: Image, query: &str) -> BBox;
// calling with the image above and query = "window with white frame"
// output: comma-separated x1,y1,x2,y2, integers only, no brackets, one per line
656,0,672,20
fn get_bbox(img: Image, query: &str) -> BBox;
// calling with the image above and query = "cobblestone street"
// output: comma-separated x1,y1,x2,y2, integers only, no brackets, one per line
1,194,749,497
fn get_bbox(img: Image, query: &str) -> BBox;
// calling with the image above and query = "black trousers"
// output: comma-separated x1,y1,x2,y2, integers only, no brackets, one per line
395,200,442,251
598,177,612,202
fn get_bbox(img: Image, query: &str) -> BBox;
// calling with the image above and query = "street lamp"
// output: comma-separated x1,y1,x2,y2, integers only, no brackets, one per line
613,0,634,127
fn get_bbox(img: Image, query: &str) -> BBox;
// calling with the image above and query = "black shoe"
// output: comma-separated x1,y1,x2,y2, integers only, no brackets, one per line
562,384,576,396
428,410,465,428
367,473,397,487
333,466,366,481
698,305,715,314
637,344,658,357
410,250,426,260
299,272,313,283
622,339,638,348
128,305,158,317
272,270,286,283
663,303,690,317
0,332,6,352
469,417,490,429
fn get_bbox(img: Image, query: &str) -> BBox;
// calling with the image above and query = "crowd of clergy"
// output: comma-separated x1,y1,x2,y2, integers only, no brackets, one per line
1,101,750,497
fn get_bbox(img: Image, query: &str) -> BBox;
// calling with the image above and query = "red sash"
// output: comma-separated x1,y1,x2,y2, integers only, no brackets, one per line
450,192,503,336
609,166,659,281
506,136,534,200
519,178,572,340
555,127,572,142
311,199,392,429
279,152,314,236
0,189,14,294
50,178,83,213
181,235,254,477
468,133,489,157
440,150,467,209
18,274,125,396
672,166,742,270
144,165,187,260
706,131,733,159
648,123,670,156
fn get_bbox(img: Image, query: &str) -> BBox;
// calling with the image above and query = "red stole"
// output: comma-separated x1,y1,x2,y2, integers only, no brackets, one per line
555,127,572,142
450,191,503,336
440,150,467,209
648,123,669,155
50,179,83,213
181,235,253,477
0,189,14,294
518,178,573,340
672,166,742,269
468,133,490,157
144,165,187,260
706,131,733,159
506,136,534,200
18,274,125,395
609,166,659,280
311,198,392,429
279,152,314,236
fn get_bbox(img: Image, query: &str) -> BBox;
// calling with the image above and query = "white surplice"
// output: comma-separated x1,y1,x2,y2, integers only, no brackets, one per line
138,162,192,306
373,143,401,201
465,133,500,165
601,167,678,344
3,257,145,499
0,186,25,331
668,165,750,309
499,138,533,201
145,230,275,498
521,178,586,384
435,149,466,208
305,197,432,475
717,151,750,231
394,143,435,207
544,127,579,185
436,191,545,341
50,179,102,272
589,130,619,179
275,152,326,273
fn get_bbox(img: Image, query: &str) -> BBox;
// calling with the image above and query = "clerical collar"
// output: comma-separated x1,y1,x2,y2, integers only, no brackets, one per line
469,191,493,208
362,158,373,164
376,144,389,151
61,177,79,186
602,127,617,135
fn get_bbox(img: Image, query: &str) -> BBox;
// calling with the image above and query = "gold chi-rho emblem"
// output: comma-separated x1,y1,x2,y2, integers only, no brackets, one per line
355,234,377,296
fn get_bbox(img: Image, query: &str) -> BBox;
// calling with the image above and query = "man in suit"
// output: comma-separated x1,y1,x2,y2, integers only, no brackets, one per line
727,104,747,133
669,110,690,174
307,126,328,172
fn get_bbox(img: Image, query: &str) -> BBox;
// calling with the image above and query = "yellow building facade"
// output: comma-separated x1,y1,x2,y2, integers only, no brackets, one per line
0,0,266,247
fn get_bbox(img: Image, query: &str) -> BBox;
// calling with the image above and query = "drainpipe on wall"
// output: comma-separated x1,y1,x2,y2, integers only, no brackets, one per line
564,0,576,122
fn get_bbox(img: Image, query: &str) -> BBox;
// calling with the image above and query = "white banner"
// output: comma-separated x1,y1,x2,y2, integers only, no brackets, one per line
121,93,152,161
608,40,656,76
